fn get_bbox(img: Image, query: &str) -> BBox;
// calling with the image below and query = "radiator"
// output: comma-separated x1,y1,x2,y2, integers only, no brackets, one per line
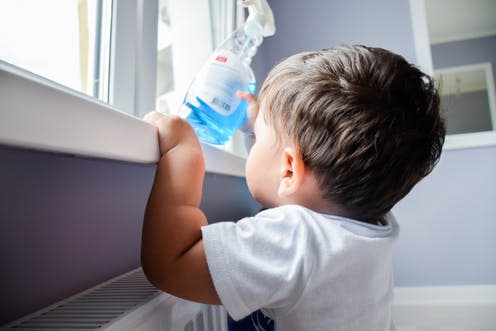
1,268,227,331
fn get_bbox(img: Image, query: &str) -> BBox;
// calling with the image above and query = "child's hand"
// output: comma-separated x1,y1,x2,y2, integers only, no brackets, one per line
144,111,199,157
237,91,259,134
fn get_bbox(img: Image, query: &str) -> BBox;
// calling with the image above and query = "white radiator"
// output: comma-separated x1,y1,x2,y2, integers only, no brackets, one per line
1,268,227,331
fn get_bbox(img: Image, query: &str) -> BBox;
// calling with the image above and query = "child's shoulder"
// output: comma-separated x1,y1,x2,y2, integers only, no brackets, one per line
255,204,322,218
253,204,398,240
249,205,347,240
252,204,328,227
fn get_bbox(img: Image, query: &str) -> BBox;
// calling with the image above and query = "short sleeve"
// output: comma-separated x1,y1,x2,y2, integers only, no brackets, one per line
201,208,313,321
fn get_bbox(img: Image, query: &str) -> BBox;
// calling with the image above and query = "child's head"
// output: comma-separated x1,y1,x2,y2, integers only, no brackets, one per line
255,45,445,222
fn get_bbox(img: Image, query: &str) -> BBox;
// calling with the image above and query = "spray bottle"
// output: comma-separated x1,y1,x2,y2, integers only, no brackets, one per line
181,0,276,145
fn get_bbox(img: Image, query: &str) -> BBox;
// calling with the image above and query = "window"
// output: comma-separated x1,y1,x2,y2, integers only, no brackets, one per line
0,0,112,101
435,63,496,135
409,0,496,149
0,0,250,164
155,0,249,156
155,0,244,115
155,0,215,115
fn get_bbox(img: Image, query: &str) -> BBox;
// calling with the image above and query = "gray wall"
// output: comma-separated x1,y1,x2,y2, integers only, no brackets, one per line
252,0,417,83
0,147,259,325
431,36,496,70
393,146,496,286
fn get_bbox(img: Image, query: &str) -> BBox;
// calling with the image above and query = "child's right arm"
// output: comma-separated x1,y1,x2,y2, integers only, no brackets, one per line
141,93,258,304
141,112,220,304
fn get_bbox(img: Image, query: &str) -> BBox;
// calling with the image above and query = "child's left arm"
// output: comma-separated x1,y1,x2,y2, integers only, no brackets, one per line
141,111,220,304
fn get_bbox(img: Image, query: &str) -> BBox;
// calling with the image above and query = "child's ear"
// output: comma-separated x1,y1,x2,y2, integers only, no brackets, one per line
278,147,305,197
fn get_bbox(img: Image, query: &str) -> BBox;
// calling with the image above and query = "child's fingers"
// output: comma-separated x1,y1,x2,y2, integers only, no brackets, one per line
144,111,168,125
237,90,257,104
143,111,159,123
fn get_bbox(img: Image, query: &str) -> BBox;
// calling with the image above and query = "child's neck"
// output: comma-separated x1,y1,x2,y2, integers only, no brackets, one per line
301,201,383,226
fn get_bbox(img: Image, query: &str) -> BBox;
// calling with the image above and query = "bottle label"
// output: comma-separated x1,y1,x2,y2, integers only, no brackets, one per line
194,50,251,116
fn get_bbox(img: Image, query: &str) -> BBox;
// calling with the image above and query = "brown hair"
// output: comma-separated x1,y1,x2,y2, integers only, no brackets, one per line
259,45,445,222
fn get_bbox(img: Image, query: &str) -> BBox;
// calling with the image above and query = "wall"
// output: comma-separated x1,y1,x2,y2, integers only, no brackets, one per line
393,146,496,286
0,146,259,325
431,36,496,71
255,0,496,287
252,0,417,82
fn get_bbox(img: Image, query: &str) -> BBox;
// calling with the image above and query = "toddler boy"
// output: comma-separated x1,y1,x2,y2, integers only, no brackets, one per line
141,45,445,330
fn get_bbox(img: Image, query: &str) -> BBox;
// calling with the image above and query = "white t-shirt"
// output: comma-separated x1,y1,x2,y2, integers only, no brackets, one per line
201,204,399,331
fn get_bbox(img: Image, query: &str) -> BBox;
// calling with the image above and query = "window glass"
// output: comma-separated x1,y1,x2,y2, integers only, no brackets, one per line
435,64,495,135
0,0,112,100
156,0,175,108
155,0,250,156
155,0,233,115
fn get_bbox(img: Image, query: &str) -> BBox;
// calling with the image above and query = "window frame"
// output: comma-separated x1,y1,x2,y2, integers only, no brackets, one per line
409,0,496,150
110,0,158,117
0,0,246,176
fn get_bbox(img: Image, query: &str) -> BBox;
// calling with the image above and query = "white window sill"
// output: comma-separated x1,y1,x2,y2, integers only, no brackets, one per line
0,62,246,178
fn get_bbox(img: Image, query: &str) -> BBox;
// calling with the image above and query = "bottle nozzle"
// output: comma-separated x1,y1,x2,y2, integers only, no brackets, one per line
240,0,276,37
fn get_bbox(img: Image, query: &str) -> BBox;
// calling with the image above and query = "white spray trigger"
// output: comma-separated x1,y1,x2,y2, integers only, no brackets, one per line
240,0,276,37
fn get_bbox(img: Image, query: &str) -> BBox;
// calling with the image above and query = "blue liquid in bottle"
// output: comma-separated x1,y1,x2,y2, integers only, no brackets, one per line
186,97,249,145
182,48,256,145
179,0,274,145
